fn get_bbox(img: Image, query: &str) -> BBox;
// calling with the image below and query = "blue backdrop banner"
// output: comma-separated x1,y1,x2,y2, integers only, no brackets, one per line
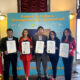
7,11,70,76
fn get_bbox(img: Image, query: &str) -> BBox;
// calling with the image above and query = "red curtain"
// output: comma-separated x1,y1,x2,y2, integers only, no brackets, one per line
21,0,48,12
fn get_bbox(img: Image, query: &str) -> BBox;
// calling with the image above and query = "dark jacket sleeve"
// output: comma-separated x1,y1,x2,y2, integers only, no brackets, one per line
32,35,36,47
16,38,18,51
44,35,48,47
55,38,60,54
32,35,36,55
0,40,1,51
1,38,7,52
13,37,18,51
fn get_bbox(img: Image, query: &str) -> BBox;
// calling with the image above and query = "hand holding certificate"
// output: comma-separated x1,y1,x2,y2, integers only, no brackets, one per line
59,43,69,58
7,40,17,54
47,41,55,54
22,41,30,54
35,41,44,54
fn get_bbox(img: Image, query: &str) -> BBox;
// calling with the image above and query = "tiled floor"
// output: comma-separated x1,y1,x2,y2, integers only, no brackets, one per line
18,74,80,80
16,64,80,80
0,64,80,80
56,64,80,80
20,64,80,80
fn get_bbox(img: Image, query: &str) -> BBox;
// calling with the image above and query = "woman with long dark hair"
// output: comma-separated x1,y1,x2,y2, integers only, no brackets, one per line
18,29,33,80
48,31,60,80
62,28,76,80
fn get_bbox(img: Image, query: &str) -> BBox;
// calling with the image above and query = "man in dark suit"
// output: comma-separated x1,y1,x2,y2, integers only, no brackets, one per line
1,28,18,80
33,26,49,80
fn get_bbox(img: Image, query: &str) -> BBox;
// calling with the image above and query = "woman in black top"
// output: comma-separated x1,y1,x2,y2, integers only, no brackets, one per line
61,28,76,80
48,31,60,80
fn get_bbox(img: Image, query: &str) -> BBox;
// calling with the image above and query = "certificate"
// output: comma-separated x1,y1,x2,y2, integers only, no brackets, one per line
35,41,44,54
22,41,30,54
47,41,55,54
6,40,17,54
59,43,69,58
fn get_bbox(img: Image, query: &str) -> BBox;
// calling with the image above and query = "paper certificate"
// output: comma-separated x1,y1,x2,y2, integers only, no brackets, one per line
6,40,17,54
59,43,69,58
35,41,44,54
47,41,55,54
22,41,30,54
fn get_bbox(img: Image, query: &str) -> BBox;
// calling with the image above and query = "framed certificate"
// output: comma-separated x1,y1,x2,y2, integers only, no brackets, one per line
47,41,55,54
35,41,44,54
6,40,17,54
59,43,69,58
22,41,30,54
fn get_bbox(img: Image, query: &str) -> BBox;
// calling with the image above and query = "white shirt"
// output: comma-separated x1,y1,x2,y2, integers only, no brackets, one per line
8,37,13,41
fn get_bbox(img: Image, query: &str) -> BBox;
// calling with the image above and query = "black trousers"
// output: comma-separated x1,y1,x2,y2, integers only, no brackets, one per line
4,54,17,80
62,56,73,80
49,54,59,78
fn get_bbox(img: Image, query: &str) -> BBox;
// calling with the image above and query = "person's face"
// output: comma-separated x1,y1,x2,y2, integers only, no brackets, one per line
38,28,44,35
64,30,69,37
7,31,13,38
23,30,28,37
50,32,55,39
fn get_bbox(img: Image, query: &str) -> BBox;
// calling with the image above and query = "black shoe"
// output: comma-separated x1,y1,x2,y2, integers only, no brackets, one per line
36,76,42,80
44,76,50,80
73,71,78,74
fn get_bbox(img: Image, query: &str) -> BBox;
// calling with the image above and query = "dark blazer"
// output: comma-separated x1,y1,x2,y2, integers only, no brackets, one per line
33,33,48,54
1,36,18,54
0,40,1,51
48,37,60,56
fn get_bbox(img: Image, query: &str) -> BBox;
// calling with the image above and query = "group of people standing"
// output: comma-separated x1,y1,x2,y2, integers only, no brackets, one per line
0,26,76,80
